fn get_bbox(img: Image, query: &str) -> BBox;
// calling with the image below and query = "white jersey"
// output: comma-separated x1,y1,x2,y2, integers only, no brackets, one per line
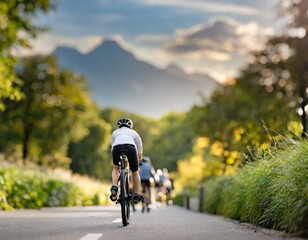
111,127,143,154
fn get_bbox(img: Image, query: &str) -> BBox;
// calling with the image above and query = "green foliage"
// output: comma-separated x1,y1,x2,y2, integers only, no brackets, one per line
0,54,115,180
202,176,233,214
152,0,306,191
68,119,112,180
7,171,47,209
182,33,302,181
259,142,308,234
0,162,110,210
0,0,55,109
172,193,186,207
0,57,22,110
0,55,95,166
202,139,308,237
44,179,78,207
146,113,194,170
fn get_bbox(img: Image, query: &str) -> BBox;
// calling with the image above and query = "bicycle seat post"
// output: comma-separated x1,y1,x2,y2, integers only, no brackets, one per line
119,150,129,170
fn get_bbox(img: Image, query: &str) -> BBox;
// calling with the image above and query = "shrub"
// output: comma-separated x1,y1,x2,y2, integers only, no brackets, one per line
0,162,110,209
44,179,78,207
172,194,185,206
202,140,308,237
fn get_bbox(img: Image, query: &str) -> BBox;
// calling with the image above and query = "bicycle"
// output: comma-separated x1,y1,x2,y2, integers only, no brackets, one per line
116,149,133,226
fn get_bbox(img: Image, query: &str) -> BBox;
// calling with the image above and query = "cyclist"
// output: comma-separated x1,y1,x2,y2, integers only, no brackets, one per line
162,168,173,205
139,156,155,212
109,118,144,203
155,168,173,205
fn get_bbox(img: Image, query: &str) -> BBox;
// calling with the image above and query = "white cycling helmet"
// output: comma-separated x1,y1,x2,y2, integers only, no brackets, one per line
117,118,133,129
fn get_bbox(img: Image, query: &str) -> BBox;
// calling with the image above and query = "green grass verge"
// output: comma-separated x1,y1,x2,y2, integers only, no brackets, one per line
202,140,308,237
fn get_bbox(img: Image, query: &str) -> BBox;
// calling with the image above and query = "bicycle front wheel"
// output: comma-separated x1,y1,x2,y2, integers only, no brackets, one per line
120,169,130,226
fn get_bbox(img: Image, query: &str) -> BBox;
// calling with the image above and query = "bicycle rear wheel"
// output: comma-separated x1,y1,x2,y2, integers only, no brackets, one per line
120,169,130,226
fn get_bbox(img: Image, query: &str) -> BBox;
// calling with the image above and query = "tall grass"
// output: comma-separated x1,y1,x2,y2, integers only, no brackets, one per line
202,140,308,237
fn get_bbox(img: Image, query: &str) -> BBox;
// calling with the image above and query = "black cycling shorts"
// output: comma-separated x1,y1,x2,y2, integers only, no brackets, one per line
112,144,139,172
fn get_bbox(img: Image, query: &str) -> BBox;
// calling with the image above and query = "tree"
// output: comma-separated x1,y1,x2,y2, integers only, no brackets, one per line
0,0,55,110
0,55,92,167
174,0,306,184
278,0,308,137
186,36,302,175
68,120,112,180
146,113,194,171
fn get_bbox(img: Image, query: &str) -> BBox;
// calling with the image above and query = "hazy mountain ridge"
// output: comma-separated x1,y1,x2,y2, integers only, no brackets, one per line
52,39,220,117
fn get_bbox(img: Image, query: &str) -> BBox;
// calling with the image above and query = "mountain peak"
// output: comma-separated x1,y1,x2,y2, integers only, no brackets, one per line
52,40,219,117
98,39,121,49
53,46,81,55
85,39,137,64
88,39,125,55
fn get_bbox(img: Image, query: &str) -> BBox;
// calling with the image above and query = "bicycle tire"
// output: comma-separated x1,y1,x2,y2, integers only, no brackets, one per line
125,173,131,220
120,169,130,226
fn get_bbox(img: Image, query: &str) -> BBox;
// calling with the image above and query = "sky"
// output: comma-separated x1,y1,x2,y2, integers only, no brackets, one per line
30,0,283,83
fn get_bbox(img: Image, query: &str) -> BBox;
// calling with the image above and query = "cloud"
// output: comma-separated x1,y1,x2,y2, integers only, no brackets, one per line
140,0,259,16
16,34,104,56
164,17,273,60
155,17,274,82
122,17,274,82
133,34,171,45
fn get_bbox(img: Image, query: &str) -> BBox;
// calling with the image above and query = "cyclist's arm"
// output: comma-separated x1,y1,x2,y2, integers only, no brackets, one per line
138,152,142,164
150,167,155,177
133,131,143,163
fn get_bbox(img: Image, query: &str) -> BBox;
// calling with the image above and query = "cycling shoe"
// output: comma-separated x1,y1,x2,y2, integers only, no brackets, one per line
133,193,144,204
109,185,118,202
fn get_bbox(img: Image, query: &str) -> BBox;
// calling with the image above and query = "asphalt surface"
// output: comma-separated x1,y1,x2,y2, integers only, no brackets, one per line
0,205,304,240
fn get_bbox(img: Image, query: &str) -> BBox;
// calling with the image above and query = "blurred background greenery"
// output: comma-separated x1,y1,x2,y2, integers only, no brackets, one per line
0,0,307,236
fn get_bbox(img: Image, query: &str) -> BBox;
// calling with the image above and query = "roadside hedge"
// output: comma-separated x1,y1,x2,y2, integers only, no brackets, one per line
0,163,110,210
202,140,308,237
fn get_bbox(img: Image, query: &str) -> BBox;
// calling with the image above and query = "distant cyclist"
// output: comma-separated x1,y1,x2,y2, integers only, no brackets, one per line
155,168,173,205
162,168,173,205
139,156,155,212
110,118,144,203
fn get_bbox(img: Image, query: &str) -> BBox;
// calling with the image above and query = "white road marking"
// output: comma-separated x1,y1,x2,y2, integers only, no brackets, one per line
79,233,103,240
112,218,122,223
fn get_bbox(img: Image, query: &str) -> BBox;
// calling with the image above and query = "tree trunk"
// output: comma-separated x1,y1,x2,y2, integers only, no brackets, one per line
22,120,33,164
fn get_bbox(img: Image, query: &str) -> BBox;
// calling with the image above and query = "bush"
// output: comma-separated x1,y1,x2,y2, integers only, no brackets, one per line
203,176,233,214
259,141,308,234
202,140,308,237
44,179,78,207
172,194,185,206
0,163,110,210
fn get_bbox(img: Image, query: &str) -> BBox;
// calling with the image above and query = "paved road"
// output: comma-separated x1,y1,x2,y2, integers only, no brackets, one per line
0,205,304,240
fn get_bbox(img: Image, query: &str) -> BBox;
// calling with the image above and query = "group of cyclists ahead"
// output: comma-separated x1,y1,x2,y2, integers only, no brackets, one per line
109,118,173,212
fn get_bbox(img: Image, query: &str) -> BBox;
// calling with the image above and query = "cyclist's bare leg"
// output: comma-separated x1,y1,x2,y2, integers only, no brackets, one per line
146,185,151,204
132,171,140,193
141,182,149,203
112,165,120,185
